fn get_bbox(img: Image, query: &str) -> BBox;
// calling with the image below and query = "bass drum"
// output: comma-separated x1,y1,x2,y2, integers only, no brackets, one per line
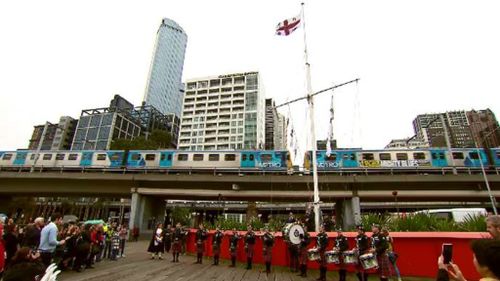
283,223,305,245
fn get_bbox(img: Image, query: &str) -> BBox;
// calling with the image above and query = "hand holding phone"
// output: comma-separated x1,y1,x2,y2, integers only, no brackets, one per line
442,243,453,264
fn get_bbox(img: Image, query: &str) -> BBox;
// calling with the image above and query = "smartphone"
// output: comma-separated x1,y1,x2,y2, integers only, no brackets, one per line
442,243,453,264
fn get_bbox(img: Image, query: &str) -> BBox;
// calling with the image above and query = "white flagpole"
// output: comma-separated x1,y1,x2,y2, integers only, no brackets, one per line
301,2,321,232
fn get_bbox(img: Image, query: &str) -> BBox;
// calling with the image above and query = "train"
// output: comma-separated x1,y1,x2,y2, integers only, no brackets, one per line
0,147,499,172
0,150,293,171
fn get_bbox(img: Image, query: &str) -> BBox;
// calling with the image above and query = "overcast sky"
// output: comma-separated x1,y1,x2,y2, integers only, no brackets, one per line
1,0,499,153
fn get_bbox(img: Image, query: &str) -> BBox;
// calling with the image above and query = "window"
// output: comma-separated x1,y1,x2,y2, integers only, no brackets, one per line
469,152,479,160
193,154,204,161
131,154,141,161
260,154,272,162
43,154,52,160
496,151,500,159
413,152,426,160
396,153,408,160
379,153,391,160
224,154,236,161
30,154,36,160
56,154,65,160
68,154,78,161
209,154,220,161
249,154,254,161
97,154,107,161
325,154,337,161
15,153,27,161
242,154,247,161
362,153,374,160
452,152,464,160
2,153,12,160
178,154,188,161
145,154,156,161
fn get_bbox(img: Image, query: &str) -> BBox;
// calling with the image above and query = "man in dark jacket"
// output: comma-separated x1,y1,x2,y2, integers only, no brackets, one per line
22,217,44,249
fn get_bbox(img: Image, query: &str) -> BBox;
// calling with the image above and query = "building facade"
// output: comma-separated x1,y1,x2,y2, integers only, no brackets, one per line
413,111,475,148
264,99,287,150
143,18,188,117
467,108,500,148
28,116,77,151
385,138,428,149
178,71,265,150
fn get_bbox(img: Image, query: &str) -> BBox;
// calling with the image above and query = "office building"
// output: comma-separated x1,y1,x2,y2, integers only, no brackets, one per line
265,99,287,150
178,71,265,150
28,116,77,151
385,138,428,149
467,108,500,148
143,18,188,117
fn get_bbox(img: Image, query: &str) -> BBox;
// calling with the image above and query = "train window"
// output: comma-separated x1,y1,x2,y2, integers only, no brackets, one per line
260,154,272,162
379,153,391,160
56,154,65,160
396,153,408,160
496,152,500,159
225,154,236,161
2,154,12,160
325,154,337,161
131,154,141,161
193,154,204,161
145,154,156,161
68,154,78,161
15,154,27,160
209,154,220,161
97,154,107,161
452,152,464,160
242,154,247,161
440,153,445,160
413,152,426,160
161,154,166,161
168,154,172,161
178,154,188,161
362,153,374,160
43,154,52,160
30,154,36,160
469,152,479,160
249,154,255,161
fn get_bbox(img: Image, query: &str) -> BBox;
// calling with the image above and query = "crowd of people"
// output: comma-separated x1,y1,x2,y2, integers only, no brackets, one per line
0,213,129,280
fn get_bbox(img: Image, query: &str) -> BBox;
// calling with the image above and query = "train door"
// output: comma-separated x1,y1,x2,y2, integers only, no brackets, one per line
339,151,358,168
160,151,173,168
241,151,256,168
463,149,488,167
430,149,447,167
80,151,94,167
13,151,28,165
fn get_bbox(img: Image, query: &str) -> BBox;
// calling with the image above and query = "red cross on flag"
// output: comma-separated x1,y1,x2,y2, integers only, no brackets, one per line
275,14,301,36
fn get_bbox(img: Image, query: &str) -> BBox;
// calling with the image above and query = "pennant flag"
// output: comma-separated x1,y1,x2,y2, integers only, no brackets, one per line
275,14,301,36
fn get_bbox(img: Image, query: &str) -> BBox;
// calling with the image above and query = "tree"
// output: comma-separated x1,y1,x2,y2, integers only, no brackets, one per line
110,130,173,150
149,129,173,149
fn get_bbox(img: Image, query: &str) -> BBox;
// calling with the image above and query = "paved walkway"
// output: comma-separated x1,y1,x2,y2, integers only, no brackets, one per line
59,241,428,281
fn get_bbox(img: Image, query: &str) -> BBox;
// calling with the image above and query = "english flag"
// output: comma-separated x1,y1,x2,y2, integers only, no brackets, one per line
275,14,301,36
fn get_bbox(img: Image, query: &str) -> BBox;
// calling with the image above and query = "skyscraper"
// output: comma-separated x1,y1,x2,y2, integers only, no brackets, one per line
143,18,188,117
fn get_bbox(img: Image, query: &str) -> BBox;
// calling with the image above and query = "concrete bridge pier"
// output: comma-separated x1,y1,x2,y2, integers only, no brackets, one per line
337,196,362,231
129,190,166,233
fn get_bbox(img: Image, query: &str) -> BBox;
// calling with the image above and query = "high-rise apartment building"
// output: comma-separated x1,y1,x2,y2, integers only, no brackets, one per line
143,18,188,117
178,71,265,150
28,116,77,151
264,99,287,150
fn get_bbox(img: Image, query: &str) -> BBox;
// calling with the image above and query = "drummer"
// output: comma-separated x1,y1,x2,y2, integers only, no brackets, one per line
334,228,349,281
316,224,329,281
355,225,370,281
298,225,311,277
371,224,393,281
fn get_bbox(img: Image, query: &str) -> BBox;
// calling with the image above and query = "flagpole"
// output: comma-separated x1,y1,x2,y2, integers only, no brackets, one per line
301,2,321,232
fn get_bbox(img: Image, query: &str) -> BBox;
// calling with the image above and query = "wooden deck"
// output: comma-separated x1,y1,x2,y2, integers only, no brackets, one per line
59,241,428,281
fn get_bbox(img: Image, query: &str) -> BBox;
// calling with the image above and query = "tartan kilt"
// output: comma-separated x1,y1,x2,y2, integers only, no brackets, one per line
230,246,237,257
263,247,272,263
196,241,204,254
246,243,255,258
172,241,181,253
377,253,394,277
299,247,308,265
213,244,221,255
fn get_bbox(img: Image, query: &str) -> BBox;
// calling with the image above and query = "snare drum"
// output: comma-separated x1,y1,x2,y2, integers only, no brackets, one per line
307,248,320,261
359,253,378,270
283,223,305,245
325,250,340,264
342,250,358,265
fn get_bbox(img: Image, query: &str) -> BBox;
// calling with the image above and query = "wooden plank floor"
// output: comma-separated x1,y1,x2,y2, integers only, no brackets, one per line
59,241,429,281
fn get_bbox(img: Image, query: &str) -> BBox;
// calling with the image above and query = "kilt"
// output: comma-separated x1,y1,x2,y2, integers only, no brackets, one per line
246,243,255,258
196,241,204,254
263,246,272,263
172,241,181,253
337,253,347,270
213,244,221,256
318,249,326,267
377,253,394,277
299,247,308,265
230,246,237,257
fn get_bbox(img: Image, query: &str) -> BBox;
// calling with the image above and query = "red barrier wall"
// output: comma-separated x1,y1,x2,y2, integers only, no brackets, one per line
186,230,491,280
